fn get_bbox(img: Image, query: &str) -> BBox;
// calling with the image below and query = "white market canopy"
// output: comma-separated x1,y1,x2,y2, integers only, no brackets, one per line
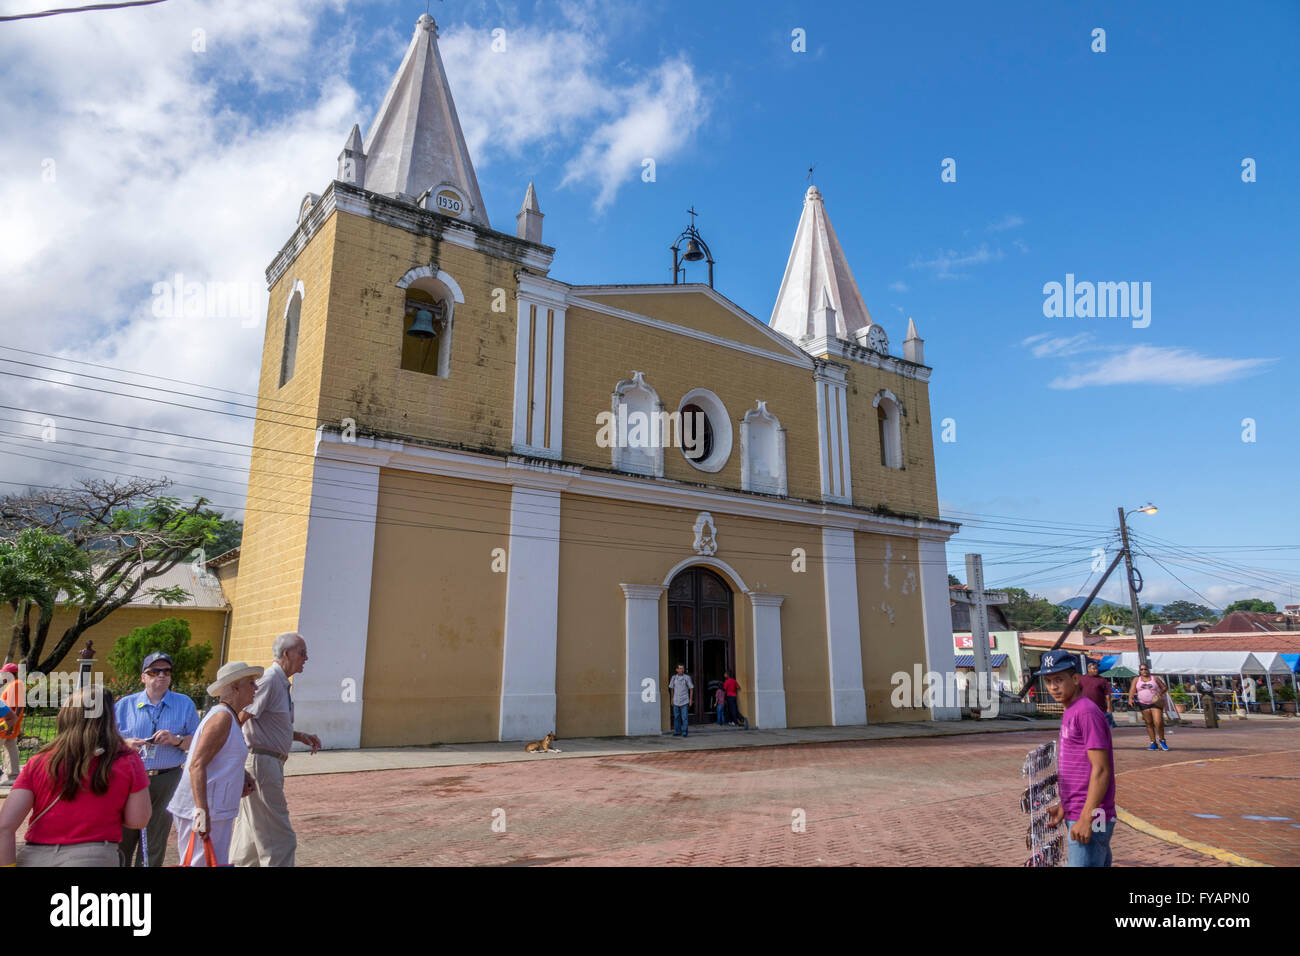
1114,651,1271,676
1253,652,1295,676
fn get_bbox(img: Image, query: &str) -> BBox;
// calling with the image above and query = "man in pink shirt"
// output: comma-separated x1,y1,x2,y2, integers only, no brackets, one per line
1037,651,1116,867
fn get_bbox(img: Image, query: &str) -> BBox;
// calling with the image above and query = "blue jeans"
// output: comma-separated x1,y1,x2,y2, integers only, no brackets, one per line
716,704,725,724
671,704,689,736
1065,817,1116,867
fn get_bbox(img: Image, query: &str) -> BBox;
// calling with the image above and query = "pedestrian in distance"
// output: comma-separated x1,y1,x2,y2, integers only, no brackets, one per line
1080,659,1115,729
0,663,27,786
0,685,150,867
722,670,742,727
228,632,321,867
115,651,200,866
713,684,726,725
1240,676,1256,713
1037,652,1117,867
1128,663,1169,750
168,662,262,867
668,663,693,737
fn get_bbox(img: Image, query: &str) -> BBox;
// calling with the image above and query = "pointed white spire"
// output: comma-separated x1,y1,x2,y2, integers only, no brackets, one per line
516,181,543,243
337,123,366,188
361,14,489,226
769,186,872,342
904,316,925,365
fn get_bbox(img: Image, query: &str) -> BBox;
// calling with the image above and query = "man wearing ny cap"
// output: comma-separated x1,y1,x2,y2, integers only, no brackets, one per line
115,651,200,866
1037,651,1116,867
229,632,321,867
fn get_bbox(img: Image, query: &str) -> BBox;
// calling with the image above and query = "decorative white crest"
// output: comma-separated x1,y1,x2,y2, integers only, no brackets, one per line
692,512,718,556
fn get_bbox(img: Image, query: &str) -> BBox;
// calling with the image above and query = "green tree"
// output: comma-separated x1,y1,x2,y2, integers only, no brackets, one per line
1223,598,1276,614
107,618,212,685
1160,600,1217,622
0,527,90,665
948,573,962,587
0,478,225,674
206,517,243,557
1002,588,1070,631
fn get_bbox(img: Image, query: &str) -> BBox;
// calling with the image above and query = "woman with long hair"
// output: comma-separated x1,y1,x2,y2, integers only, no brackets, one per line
0,685,150,867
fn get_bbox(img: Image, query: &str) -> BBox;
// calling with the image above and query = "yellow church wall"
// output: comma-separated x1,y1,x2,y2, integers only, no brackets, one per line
843,364,941,520
573,290,797,358
314,210,519,454
560,303,823,501
853,531,930,722
360,469,510,746
554,494,830,735
38,606,226,683
227,216,336,665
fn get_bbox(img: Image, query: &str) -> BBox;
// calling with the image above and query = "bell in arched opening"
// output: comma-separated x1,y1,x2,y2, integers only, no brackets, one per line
402,293,445,376
670,205,714,287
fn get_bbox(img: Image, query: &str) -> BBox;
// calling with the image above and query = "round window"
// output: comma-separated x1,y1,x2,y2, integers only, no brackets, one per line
680,403,713,462
677,389,732,473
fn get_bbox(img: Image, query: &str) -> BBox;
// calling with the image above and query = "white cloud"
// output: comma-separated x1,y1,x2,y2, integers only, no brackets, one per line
987,214,1024,232
888,280,908,293
1047,345,1274,389
909,243,1004,279
439,20,708,212
1020,332,1096,358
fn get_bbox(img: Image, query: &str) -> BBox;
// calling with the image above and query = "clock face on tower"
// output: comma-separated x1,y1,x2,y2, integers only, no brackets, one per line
865,324,889,354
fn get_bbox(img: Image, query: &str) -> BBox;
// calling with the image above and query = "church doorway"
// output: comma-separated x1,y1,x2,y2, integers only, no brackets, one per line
667,566,735,724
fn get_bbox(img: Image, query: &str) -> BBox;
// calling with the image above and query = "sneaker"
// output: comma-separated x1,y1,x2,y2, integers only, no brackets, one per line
1159,740,1169,751
1148,742,1159,750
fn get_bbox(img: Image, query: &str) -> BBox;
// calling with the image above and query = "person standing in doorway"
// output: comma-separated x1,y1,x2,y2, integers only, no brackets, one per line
228,632,321,867
668,664,693,738
116,652,199,866
722,671,741,726
1128,663,1169,751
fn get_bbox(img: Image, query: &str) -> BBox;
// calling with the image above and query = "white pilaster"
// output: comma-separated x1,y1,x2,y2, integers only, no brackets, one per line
748,592,788,729
821,526,867,725
529,307,549,447
815,367,851,504
918,537,960,720
620,584,666,736
499,486,561,740
511,300,532,449
294,455,380,750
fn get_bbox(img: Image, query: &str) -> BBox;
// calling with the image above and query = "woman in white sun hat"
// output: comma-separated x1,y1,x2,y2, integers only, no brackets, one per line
167,662,263,866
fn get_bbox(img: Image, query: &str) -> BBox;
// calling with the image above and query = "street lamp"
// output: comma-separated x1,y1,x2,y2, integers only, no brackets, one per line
1119,504,1158,669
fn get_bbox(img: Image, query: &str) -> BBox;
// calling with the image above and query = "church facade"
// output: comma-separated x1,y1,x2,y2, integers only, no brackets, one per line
226,14,961,748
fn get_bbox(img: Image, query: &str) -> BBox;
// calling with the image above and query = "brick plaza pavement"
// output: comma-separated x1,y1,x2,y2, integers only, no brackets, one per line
270,721,1296,866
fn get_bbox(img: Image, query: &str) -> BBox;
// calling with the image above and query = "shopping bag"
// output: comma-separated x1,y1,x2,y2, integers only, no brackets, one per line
172,830,231,867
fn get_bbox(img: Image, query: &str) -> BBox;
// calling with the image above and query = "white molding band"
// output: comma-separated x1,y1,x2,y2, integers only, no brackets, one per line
748,592,788,729
917,537,961,720
293,457,381,750
620,584,667,736
821,527,867,725
499,486,562,740
313,430,959,541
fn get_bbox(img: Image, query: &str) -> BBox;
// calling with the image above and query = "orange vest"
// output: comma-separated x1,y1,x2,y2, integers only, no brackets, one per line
0,681,25,738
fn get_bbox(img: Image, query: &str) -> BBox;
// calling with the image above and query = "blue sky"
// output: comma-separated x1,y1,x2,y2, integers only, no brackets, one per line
1,0,1296,608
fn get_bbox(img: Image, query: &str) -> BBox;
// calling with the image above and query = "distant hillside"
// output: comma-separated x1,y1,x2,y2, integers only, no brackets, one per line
1059,596,1130,611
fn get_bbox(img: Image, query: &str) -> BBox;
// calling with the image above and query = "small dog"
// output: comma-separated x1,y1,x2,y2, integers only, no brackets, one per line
524,732,562,753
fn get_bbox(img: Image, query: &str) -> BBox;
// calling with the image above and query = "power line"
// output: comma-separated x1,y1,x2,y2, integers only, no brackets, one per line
0,0,167,22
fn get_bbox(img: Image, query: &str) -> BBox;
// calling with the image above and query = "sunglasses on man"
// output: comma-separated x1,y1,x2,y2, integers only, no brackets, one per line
145,668,173,677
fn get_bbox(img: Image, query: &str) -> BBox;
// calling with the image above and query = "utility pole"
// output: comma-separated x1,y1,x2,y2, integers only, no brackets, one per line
964,554,993,714
1118,506,1151,670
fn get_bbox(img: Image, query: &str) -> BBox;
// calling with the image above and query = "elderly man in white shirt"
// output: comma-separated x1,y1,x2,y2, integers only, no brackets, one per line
229,632,321,867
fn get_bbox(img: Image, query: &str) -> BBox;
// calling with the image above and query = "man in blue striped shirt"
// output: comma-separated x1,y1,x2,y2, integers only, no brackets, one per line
114,652,199,866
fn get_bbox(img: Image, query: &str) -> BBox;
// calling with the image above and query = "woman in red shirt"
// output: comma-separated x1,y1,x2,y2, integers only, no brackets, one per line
0,685,150,867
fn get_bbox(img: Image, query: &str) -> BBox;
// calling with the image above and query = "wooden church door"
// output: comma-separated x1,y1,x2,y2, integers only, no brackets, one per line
667,567,735,723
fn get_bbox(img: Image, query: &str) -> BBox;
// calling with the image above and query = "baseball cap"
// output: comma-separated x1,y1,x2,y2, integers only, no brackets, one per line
1,663,18,675
1034,651,1079,677
142,652,174,672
